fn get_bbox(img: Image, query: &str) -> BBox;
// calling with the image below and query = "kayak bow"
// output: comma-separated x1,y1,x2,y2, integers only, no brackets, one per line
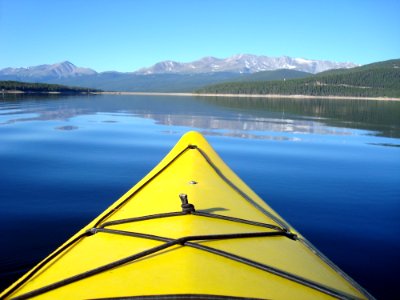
1,131,373,300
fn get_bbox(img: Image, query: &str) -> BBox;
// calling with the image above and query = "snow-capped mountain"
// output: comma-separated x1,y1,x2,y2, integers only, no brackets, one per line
0,55,359,92
0,61,97,79
0,55,357,80
135,54,357,74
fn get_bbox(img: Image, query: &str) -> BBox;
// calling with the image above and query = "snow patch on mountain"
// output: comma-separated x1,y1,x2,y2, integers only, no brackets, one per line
135,54,358,75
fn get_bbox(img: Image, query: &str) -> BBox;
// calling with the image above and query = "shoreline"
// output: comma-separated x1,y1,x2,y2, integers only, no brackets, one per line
1,90,94,95
97,91,400,101
3,90,400,101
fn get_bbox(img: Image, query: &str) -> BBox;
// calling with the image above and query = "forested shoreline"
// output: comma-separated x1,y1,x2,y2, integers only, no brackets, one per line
0,81,101,94
196,59,400,98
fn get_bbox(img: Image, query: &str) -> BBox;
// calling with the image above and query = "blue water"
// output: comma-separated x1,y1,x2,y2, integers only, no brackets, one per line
1,94,399,299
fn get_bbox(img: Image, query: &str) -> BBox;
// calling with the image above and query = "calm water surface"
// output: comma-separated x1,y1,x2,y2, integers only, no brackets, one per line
1,94,399,299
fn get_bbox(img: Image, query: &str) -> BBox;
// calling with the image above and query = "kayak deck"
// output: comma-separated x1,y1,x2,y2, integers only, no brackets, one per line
1,131,373,299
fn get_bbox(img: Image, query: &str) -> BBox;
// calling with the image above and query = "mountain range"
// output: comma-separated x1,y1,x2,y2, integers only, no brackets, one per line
135,54,356,74
0,54,358,92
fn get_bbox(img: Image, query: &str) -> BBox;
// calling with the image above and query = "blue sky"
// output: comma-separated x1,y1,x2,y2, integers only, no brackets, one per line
0,0,399,72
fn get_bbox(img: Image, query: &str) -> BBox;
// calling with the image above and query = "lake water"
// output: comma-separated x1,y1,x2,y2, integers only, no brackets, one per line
1,94,399,299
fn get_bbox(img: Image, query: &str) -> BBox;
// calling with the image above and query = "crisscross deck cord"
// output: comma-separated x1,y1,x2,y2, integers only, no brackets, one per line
99,211,286,233
3,144,369,300
7,202,357,300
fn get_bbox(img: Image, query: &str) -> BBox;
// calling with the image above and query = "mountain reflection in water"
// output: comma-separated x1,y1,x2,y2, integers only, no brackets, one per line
1,94,398,140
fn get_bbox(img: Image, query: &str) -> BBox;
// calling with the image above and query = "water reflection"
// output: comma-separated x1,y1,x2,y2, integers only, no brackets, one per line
1,94,399,140
55,125,79,131
143,113,354,140
199,96,400,138
368,142,400,148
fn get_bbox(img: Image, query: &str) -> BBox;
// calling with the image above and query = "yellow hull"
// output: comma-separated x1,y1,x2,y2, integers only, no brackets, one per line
1,131,373,299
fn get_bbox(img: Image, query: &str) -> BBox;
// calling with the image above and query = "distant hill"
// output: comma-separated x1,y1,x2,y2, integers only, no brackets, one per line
196,59,400,98
0,80,101,93
43,69,312,92
45,72,250,92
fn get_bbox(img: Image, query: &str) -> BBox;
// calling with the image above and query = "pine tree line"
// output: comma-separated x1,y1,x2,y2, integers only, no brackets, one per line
0,81,101,93
197,59,400,98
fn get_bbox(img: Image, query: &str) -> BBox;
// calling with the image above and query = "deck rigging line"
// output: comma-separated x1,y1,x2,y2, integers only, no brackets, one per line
4,144,367,300
8,197,358,300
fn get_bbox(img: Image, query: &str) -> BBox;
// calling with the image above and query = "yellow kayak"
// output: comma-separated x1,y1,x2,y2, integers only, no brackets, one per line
1,131,373,300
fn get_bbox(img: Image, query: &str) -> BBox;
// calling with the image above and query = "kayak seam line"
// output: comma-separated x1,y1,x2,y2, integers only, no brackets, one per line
297,237,375,300
1,231,89,300
194,146,290,231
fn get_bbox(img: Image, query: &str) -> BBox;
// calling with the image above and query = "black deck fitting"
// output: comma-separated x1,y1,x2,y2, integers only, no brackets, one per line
179,193,196,214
